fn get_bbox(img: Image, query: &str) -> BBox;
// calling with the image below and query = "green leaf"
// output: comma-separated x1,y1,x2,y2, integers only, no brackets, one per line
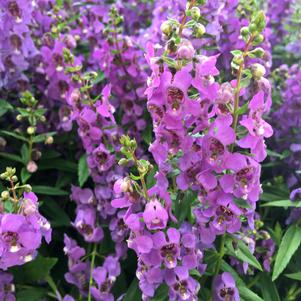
261,200,301,208
151,284,169,301
130,173,142,181
32,185,69,196
0,130,27,142
56,0,63,6
266,149,289,159
174,190,197,223
240,76,251,88
38,158,77,173
41,150,61,159
21,143,29,162
32,132,56,143
272,224,301,281
285,272,301,281
16,287,47,301
78,154,89,187
226,237,263,271
237,102,249,116
21,167,31,183
234,198,251,208
142,125,153,145
146,166,157,189
231,50,243,56
41,198,70,227
11,255,58,283
238,285,264,301
0,99,13,117
93,71,105,85
0,152,23,163
123,278,142,301
4,200,14,213
259,273,280,301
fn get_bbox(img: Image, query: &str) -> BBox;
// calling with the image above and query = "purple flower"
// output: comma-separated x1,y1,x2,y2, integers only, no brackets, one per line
165,266,200,301
220,153,261,205
238,92,273,162
73,208,103,242
213,272,240,301
143,199,168,230
0,271,15,301
0,213,42,269
152,228,180,269
87,144,115,172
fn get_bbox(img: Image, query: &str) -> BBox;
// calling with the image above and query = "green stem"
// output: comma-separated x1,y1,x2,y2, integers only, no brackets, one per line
231,34,255,152
28,135,33,162
179,0,197,37
9,178,18,203
88,244,97,301
215,234,226,275
45,275,61,300
132,153,149,201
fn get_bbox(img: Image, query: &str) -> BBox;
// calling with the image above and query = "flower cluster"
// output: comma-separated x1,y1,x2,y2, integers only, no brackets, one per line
1,0,299,300
0,0,37,90
0,167,51,270
106,3,274,300
272,64,301,186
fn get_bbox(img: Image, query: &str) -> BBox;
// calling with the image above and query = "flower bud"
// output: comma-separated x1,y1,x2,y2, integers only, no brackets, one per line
27,126,36,135
118,158,128,166
11,175,18,182
24,184,32,192
32,149,42,161
1,190,10,199
40,116,46,122
190,7,201,20
27,161,38,173
0,137,7,151
45,136,54,145
253,34,264,45
253,11,266,33
240,26,249,38
194,23,206,38
251,63,266,80
160,21,172,36
177,40,195,60
233,55,244,65
250,25,258,35
130,139,137,150
16,114,22,121
249,47,265,58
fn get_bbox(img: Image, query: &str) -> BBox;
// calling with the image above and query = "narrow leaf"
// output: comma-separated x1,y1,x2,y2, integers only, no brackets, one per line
238,285,264,301
261,200,301,208
123,278,142,301
78,154,89,187
285,272,301,281
272,224,301,281
0,99,13,117
32,185,69,196
226,237,263,271
0,152,24,163
259,273,280,301
11,255,58,283
0,130,27,142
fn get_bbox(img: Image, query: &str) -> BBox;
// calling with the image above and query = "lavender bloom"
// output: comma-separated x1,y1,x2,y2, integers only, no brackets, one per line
213,272,240,301
0,271,15,301
0,192,51,270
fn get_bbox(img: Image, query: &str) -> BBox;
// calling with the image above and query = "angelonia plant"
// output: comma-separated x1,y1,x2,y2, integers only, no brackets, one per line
0,0,301,301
